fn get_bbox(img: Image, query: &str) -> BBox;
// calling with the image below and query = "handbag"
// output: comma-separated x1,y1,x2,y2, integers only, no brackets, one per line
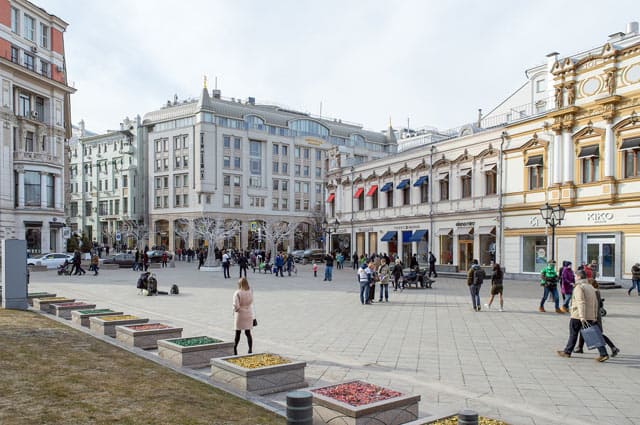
580,322,605,350
253,318,258,327
252,291,258,327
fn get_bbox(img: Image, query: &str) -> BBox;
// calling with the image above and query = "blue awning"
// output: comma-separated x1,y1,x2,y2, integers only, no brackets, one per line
380,231,397,242
380,182,393,192
409,229,428,242
396,179,410,189
413,176,428,187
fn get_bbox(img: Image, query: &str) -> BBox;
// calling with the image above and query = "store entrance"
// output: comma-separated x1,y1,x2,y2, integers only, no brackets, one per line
458,237,473,272
584,235,615,282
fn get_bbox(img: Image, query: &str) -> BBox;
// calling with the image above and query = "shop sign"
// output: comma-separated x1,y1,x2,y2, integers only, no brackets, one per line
529,216,541,227
586,212,614,224
393,224,420,230
356,226,373,232
455,221,475,227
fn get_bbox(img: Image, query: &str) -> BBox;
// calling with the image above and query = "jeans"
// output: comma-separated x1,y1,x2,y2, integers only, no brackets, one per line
540,285,560,309
359,281,370,304
379,284,389,301
469,284,481,309
629,279,640,295
563,318,607,356
324,266,333,281
563,292,572,309
222,262,230,278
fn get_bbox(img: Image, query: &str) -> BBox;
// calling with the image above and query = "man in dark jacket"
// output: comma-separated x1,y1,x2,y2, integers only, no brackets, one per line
428,251,438,277
324,253,334,281
467,259,484,311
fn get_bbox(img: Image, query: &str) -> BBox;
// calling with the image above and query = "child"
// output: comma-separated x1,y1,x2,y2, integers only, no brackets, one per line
313,262,318,277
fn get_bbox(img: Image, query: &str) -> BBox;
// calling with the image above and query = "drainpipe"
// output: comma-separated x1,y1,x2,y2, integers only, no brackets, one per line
498,131,507,269
429,145,435,254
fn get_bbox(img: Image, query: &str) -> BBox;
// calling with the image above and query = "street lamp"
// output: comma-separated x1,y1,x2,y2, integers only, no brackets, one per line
539,203,566,263
322,218,340,254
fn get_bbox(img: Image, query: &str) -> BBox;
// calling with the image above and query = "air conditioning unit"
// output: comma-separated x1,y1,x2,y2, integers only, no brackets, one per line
30,110,39,119
30,46,37,53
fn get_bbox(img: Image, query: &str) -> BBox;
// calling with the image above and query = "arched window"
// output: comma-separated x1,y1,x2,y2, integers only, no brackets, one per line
350,134,365,147
244,115,264,129
288,119,329,138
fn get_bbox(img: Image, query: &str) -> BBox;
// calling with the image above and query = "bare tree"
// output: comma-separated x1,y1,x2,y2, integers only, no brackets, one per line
192,216,240,267
121,220,149,250
262,219,298,260
174,219,190,250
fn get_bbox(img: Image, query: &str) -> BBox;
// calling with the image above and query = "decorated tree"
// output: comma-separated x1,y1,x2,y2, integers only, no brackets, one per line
121,220,149,250
262,219,298,260
191,216,240,267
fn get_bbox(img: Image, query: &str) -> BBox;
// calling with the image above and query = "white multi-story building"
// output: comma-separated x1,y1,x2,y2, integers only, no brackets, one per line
0,0,74,254
141,87,396,252
67,117,146,248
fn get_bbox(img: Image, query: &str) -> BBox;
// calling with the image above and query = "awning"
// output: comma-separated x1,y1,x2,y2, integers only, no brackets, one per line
483,163,497,172
525,155,543,167
380,231,397,242
353,187,364,198
478,226,496,235
396,179,410,189
413,176,428,186
578,145,599,158
380,182,393,192
458,168,471,178
620,137,640,150
436,173,449,181
409,229,428,242
437,228,453,236
454,226,474,235
366,185,378,196
326,193,335,203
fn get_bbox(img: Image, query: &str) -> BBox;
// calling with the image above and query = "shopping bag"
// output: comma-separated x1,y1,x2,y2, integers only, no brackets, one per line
580,323,605,350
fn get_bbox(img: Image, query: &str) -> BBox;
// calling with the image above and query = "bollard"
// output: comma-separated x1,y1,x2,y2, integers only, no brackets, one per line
286,390,313,425
458,409,479,425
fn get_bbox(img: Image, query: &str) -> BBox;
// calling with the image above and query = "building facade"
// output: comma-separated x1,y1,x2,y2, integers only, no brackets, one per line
0,0,74,254
67,117,146,248
142,87,396,252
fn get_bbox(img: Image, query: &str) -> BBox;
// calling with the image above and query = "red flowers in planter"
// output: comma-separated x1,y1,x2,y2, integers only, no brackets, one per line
312,381,403,406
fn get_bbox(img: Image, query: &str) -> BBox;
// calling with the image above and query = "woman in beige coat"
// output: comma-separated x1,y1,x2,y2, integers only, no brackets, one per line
233,277,254,355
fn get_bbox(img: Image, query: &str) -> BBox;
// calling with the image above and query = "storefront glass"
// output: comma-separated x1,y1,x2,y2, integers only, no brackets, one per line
479,234,496,266
26,227,41,254
523,235,547,273
356,232,365,257
439,234,453,265
369,231,380,256
458,235,473,271
402,230,413,266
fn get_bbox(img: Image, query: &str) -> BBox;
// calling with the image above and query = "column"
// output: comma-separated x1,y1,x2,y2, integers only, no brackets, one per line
18,171,25,207
40,172,47,208
553,131,562,184
55,173,62,210
604,122,614,178
562,129,574,183
168,219,175,252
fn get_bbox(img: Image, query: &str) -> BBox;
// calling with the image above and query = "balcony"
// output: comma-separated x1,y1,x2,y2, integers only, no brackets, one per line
13,150,62,165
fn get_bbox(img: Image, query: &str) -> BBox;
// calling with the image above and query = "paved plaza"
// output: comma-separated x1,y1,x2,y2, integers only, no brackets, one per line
24,261,640,425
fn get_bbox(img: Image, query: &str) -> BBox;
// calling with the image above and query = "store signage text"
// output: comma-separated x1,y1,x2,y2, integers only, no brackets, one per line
456,222,475,227
586,212,614,224
393,225,420,230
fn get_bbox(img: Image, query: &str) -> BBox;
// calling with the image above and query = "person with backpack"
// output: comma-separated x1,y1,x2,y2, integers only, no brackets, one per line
467,259,485,311
560,261,575,313
539,260,562,313
428,251,438,278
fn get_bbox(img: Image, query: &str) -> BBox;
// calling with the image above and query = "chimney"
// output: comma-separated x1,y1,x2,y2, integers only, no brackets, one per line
212,89,221,99
627,21,639,35
248,97,255,105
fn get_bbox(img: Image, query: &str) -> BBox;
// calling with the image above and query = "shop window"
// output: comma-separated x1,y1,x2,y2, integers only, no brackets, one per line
479,233,496,266
523,235,548,273
439,233,453,265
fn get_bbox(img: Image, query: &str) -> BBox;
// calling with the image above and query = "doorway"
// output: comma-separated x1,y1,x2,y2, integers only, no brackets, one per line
584,235,615,281
458,236,473,272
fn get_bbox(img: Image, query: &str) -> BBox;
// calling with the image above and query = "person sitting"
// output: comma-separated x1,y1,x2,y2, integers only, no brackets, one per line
137,272,151,295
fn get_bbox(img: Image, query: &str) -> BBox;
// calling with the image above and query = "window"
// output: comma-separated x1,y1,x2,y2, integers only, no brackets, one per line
523,235,548,273
273,162,279,173
420,183,428,203
315,183,322,193
233,176,240,186
123,197,128,212
11,46,18,63
273,144,279,155
24,171,40,206
386,189,393,208
526,155,544,190
273,179,279,190
175,195,181,207
316,150,322,161
223,175,230,186
282,180,288,192
223,135,230,148
303,166,309,177
163,139,168,151
99,201,108,215
316,167,322,178
461,171,472,198
288,119,329,138
175,156,181,168
282,145,288,157
11,7,19,33
439,174,449,201
624,147,640,178
295,147,300,158
25,131,34,152
123,175,128,187
23,14,35,41
294,164,301,176
155,196,161,208
234,137,241,150
114,200,120,214
163,176,169,188
183,155,188,167
485,169,497,195
155,140,161,152
282,162,288,174
402,186,410,205
70,202,78,216
578,146,599,183
174,136,180,150
282,197,288,209
223,156,231,168
163,158,169,170
85,201,92,216
114,178,118,189
175,175,181,187
19,93,30,116
163,196,168,208
234,157,241,169
40,23,49,48
303,148,310,159
23,53,34,70
234,195,240,207
536,79,546,93
439,233,453,265
303,182,309,193
183,194,189,206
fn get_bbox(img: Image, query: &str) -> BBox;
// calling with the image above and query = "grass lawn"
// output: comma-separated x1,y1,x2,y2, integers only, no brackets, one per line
0,309,284,425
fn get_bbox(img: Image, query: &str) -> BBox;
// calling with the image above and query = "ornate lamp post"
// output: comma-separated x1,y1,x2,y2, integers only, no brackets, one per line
539,203,566,263
322,218,340,254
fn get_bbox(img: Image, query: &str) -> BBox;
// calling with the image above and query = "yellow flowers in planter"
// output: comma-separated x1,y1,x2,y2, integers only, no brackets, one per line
225,353,291,369
100,315,139,321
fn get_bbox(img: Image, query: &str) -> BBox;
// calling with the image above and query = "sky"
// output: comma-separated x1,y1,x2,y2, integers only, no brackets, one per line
38,0,640,135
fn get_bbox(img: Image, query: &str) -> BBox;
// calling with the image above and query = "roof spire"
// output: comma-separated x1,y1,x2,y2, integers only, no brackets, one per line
203,74,207,89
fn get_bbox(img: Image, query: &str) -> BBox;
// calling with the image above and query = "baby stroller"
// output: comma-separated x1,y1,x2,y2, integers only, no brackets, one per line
57,260,73,276
402,267,433,288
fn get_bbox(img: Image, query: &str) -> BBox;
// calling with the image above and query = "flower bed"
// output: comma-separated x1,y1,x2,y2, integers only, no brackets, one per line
89,315,148,338
310,380,420,425
427,417,508,425
27,292,56,306
210,353,306,395
49,302,97,320
71,309,123,328
115,323,182,350
158,336,233,368
33,297,75,312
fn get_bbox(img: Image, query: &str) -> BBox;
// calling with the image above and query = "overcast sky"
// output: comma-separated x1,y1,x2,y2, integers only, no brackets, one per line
39,0,639,135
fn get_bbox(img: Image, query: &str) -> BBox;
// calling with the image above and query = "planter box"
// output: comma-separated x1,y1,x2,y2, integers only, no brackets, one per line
310,380,421,425
115,323,183,350
158,336,234,368
71,309,124,327
33,297,75,312
50,302,97,319
210,353,306,395
89,315,149,338
27,292,57,306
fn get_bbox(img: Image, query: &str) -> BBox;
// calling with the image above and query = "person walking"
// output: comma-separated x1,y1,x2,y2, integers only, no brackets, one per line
557,270,610,362
352,253,358,270
574,278,620,357
539,261,562,313
222,250,231,278
232,277,254,355
629,263,640,296
274,253,284,277
133,249,141,271
485,263,504,311
161,251,168,268
197,249,205,270
324,253,334,282
237,253,248,278
467,259,485,311
560,261,575,313
368,261,378,302
90,253,100,276
377,258,391,302
313,262,318,278
143,252,149,271
392,259,404,291
286,253,294,276
358,263,371,305
72,249,85,276
428,251,438,278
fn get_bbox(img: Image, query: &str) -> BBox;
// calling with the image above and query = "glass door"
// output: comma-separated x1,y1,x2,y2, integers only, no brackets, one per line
585,236,615,281
458,238,473,272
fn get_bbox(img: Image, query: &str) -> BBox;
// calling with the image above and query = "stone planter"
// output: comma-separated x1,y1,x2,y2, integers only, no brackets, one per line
27,292,56,306
50,302,97,319
210,353,306,395
310,380,421,425
33,297,75,312
89,315,148,338
71,309,124,327
157,336,234,368
115,323,183,350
